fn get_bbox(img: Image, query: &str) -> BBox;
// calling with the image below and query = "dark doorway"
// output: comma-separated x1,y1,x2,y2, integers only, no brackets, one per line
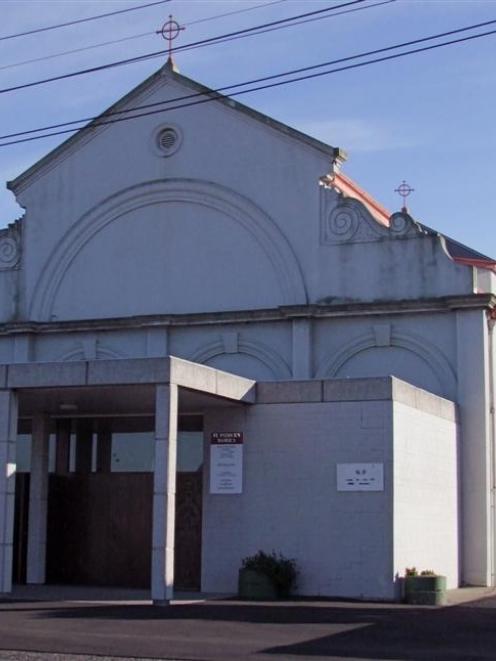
12,473,29,585
46,473,153,588
13,417,204,591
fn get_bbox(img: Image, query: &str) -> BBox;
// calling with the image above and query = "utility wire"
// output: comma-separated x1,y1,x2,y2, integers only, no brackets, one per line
0,16,492,143
1,22,495,148
0,0,369,95
0,0,382,74
188,0,288,26
180,0,396,56
0,0,289,74
0,0,171,43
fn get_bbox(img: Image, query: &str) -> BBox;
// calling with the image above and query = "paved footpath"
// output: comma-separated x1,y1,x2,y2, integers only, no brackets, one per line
0,654,164,661
1,593,496,661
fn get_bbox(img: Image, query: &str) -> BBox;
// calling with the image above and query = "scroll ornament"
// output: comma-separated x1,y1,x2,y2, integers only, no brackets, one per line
0,236,20,269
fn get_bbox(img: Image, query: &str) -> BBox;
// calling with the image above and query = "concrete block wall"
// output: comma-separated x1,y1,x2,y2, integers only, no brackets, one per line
202,376,458,600
392,384,459,589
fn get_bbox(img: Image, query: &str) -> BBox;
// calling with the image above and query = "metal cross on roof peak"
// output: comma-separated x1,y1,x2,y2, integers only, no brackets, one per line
394,180,414,212
156,15,185,66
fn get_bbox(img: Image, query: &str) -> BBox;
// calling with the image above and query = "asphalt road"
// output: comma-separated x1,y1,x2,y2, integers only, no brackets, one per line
0,595,495,661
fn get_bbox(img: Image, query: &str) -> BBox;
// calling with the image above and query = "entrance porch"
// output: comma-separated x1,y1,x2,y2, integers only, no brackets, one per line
0,357,255,603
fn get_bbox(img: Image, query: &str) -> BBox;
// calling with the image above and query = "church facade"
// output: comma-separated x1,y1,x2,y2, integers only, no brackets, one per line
0,62,495,601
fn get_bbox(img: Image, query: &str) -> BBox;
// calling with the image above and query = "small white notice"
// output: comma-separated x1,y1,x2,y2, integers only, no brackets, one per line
210,432,243,494
337,463,384,492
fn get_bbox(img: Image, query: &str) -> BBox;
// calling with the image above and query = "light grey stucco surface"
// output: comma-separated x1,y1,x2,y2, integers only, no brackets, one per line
202,377,458,600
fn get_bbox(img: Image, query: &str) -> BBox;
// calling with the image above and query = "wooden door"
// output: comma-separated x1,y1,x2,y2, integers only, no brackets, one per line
14,470,203,590
46,473,153,588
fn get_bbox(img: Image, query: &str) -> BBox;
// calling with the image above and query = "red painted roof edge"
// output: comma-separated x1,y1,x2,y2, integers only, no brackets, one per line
334,172,391,227
330,173,496,275
453,256,496,273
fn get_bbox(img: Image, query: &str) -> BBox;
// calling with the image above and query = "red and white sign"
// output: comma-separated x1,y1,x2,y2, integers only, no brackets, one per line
210,432,243,494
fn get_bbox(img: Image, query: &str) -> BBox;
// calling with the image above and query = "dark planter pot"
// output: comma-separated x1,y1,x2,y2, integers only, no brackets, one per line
405,575,447,605
238,569,278,600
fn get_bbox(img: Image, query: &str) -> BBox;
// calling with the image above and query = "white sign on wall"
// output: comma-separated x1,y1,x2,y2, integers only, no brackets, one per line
337,463,384,491
210,432,243,494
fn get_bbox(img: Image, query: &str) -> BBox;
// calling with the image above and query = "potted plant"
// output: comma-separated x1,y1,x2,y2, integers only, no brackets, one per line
404,567,447,605
238,550,298,600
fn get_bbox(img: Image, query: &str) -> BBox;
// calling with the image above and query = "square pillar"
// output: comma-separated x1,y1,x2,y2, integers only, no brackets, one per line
26,413,49,584
456,310,492,586
152,383,178,604
0,390,18,594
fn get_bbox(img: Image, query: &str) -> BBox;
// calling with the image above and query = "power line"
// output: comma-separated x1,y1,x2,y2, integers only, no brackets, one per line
1,22,495,149
0,0,383,75
0,0,171,43
0,0,369,95
188,0,288,26
0,16,492,143
0,0,289,74
181,0,396,56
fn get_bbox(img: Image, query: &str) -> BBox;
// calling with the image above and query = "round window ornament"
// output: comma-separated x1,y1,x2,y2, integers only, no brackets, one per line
153,125,182,157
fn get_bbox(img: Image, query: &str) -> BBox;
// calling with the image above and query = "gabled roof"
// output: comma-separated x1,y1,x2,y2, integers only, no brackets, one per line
8,62,345,194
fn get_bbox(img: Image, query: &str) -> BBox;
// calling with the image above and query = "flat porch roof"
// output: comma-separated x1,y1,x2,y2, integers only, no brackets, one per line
0,356,255,419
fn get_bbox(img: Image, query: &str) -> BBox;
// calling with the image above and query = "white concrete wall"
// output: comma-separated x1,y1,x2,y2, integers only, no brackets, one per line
202,377,458,600
203,383,395,600
392,397,459,590
6,67,475,324
0,309,459,395
313,313,457,400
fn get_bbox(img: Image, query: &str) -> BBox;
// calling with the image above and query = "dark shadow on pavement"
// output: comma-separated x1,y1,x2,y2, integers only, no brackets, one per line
1,596,496,660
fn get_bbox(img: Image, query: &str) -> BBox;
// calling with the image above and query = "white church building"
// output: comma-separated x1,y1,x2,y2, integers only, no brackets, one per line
0,60,495,602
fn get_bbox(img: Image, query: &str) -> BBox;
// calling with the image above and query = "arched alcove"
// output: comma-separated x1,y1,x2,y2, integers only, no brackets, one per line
30,179,307,320
317,329,456,399
190,337,291,381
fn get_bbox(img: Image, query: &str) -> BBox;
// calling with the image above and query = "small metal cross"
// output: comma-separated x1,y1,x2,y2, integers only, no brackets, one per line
394,180,414,211
156,15,185,60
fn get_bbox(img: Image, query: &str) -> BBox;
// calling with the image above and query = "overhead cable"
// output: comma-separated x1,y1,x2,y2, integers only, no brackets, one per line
0,0,171,43
0,0,369,95
0,0,289,73
180,0,396,55
1,22,495,148
1,16,493,143
188,0,289,26
0,0,385,74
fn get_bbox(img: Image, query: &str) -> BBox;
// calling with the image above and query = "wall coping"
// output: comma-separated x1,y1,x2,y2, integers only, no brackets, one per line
256,376,457,422
0,358,456,422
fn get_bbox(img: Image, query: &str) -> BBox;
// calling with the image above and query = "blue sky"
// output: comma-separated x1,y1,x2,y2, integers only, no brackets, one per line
1,0,495,257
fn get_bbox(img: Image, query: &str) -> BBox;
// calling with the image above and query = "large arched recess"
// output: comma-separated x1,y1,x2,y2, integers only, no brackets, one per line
29,179,307,320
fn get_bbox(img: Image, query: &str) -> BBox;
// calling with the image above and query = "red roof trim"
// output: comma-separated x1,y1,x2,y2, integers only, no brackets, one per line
330,173,496,274
334,173,391,227
453,256,496,273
